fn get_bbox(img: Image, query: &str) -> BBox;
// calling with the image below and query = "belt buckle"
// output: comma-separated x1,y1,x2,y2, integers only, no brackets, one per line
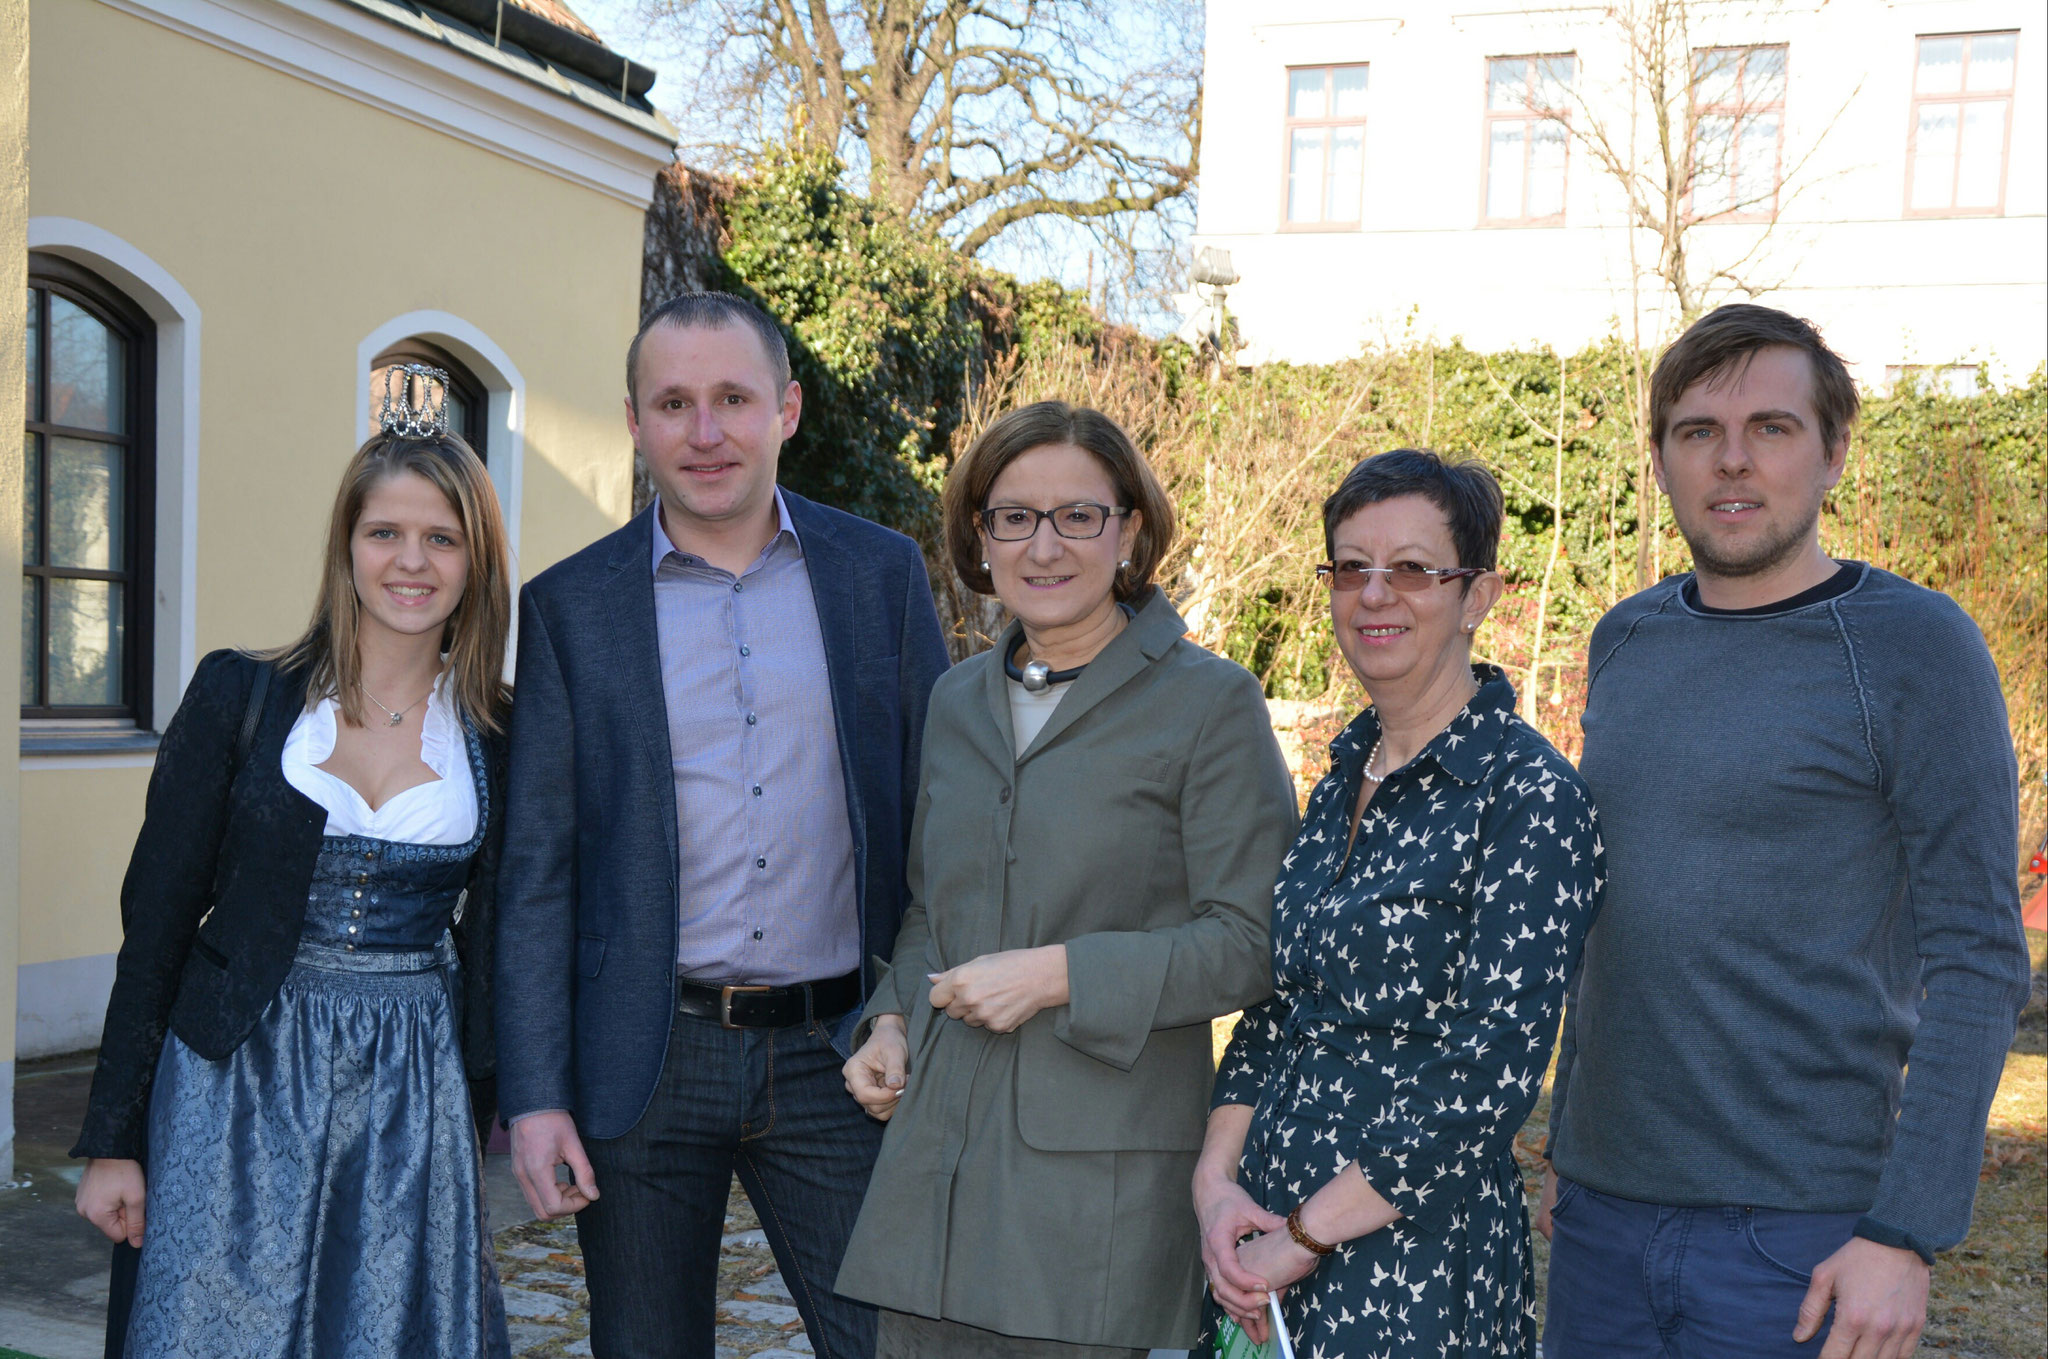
719,984,773,1030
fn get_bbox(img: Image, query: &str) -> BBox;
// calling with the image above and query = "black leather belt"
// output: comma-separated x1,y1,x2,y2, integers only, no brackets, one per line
676,970,862,1029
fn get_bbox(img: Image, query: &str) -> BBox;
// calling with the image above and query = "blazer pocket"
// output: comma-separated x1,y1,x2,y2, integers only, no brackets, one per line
576,934,607,978
1131,755,1173,784
190,934,230,969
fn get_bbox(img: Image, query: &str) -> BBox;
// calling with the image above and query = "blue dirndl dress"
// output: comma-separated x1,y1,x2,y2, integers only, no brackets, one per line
123,719,509,1359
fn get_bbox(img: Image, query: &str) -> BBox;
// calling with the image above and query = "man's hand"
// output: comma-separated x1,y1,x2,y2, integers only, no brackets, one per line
844,1015,910,1120
509,1110,600,1219
76,1158,147,1247
1796,1236,1929,1359
926,945,1068,1033
1535,1164,1558,1241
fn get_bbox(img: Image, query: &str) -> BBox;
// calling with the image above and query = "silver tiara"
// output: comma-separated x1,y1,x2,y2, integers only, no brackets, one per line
377,363,450,438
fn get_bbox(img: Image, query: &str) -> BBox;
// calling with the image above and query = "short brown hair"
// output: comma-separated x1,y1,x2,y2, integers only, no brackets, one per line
264,431,512,733
628,291,791,411
942,401,1176,603
1651,304,1860,452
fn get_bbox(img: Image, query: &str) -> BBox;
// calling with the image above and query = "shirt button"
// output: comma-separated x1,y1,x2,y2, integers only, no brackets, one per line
354,890,363,899
740,645,751,657
351,909,362,918
755,857,767,869
746,713,757,726
752,929,764,940
752,785,762,797
999,787,1011,803
364,850,375,860
356,873,369,884
347,925,358,934
733,582,743,593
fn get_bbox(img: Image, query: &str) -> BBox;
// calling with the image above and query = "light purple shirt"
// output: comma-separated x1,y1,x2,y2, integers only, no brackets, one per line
650,491,860,985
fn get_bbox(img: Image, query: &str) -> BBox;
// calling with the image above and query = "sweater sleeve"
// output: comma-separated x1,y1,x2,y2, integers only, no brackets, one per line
1850,594,2031,1253
1350,756,1603,1234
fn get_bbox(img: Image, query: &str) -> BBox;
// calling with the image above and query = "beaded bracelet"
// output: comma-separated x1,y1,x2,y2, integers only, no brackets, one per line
1286,1206,1335,1257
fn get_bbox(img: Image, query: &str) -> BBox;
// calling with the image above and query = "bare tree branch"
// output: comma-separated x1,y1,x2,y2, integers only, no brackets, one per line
631,0,1201,305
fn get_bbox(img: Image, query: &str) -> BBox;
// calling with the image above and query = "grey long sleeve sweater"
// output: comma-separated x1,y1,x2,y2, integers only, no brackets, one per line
1546,564,2031,1253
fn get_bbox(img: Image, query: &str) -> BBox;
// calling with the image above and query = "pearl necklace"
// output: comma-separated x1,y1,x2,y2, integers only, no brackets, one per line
1361,731,1387,783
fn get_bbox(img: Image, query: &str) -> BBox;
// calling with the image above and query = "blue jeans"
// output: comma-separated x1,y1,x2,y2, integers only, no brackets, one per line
576,1005,883,1359
1544,1175,1861,1358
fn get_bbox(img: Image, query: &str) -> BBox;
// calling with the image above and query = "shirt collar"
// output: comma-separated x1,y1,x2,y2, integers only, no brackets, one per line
1330,663,1520,786
649,487,801,576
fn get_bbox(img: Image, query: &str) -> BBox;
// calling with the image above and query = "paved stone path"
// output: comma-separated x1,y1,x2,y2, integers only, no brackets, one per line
493,1179,814,1359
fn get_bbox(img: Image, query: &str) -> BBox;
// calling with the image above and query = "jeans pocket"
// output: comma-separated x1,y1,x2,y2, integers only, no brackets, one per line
1551,1175,1586,1221
818,1006,860,1062
1742,1208,1856,1284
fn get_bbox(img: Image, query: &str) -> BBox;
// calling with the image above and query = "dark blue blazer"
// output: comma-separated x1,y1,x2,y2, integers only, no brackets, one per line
495,489,949,1138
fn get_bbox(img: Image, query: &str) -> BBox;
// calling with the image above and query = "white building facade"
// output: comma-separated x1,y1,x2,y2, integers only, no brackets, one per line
1193,0,2046,389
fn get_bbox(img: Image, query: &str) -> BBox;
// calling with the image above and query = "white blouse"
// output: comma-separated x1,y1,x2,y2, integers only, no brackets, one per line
282,676,479,845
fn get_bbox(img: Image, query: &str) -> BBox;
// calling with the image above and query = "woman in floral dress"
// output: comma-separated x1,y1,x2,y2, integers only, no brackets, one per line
1193,449,1603,1358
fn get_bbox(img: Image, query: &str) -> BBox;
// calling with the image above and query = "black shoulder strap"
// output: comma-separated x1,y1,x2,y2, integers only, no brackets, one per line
234,661,271,773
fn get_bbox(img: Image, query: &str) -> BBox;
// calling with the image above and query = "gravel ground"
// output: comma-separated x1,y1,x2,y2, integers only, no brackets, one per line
493,1187,813,1359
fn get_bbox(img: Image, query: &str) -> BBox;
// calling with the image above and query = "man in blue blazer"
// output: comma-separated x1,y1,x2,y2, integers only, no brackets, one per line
496,291,949,1359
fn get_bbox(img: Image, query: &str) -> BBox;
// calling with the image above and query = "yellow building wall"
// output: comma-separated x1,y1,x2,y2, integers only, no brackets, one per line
4,0,31,1129
21,0,649,976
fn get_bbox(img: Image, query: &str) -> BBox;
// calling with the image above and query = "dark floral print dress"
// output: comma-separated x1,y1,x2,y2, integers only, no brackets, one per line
1199,666,1602,1359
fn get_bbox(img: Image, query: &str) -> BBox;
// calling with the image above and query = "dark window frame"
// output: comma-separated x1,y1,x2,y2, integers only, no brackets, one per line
24,253,157,726
370,337,489,463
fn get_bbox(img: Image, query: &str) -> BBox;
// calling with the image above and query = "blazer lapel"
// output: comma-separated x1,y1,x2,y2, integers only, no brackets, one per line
603,511,680,869
1014,589,1187,765
980,629,1022,764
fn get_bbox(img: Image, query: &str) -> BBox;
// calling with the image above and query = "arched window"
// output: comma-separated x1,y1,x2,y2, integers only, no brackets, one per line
23,255,155,724
369,338,488,463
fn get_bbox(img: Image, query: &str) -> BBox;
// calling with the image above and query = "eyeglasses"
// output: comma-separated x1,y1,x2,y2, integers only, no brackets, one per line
978,503,1130,541
1315,561,1486,592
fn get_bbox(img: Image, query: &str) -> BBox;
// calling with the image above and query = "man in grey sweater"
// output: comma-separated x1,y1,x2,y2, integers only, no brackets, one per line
1540,305,2031,1358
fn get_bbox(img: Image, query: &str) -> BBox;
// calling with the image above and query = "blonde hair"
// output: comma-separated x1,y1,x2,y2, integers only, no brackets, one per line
265,431,512,733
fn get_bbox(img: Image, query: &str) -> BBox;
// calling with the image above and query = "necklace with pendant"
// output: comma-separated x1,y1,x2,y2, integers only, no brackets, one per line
359,680,431,727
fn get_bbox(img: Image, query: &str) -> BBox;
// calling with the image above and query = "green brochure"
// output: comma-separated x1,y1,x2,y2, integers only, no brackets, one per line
1213,1315,1279,1359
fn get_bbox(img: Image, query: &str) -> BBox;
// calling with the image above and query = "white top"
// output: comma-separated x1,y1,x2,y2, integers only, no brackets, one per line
282,675,478,844
1006,678,1072,757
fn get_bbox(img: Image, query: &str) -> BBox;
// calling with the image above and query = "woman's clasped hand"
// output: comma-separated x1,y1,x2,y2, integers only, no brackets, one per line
926,945,1070,1031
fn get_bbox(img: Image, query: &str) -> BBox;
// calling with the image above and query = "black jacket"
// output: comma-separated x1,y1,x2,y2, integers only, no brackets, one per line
72,650,506,1161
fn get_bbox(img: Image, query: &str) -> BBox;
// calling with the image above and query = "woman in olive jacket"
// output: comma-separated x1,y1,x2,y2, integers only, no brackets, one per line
837,402,1298,1358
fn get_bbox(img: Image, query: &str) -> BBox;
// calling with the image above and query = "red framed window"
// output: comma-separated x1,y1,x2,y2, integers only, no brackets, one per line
1282,64,1369,229
1691,44,1787,220
1483,54,1575,224
1907,31,2017,216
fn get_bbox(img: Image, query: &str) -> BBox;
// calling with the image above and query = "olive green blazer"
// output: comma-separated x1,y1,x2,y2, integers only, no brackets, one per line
841,589,1298,1341
866,587,1299,1151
